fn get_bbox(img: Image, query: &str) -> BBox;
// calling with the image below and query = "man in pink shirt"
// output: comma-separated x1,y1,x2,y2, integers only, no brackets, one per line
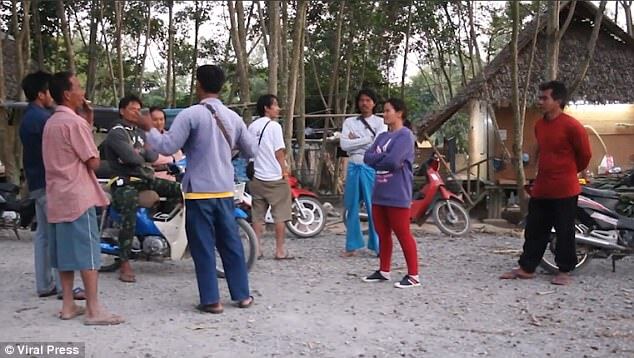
43,71,124,325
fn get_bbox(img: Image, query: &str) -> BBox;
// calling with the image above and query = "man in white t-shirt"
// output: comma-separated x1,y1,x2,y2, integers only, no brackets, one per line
248,94,293,260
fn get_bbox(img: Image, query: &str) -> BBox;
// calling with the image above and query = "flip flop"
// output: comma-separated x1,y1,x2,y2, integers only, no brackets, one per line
57,287,86,300
499,268,535,280
274,254,295,260
59,306,86,320
84,313,125,326
551,273,572,286
237,296,254,309
119,272,137,283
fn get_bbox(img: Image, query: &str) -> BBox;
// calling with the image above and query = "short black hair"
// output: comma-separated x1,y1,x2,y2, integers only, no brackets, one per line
118,94,143,110
355,88,378,113
538,81,568,109
384,97,408,120
49,71,74,105
149,106,165,117
256,94,278,117
21,71,53,102
196,65,225,93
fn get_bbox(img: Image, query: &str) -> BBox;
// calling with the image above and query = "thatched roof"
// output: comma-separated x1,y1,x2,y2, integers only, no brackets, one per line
1,32,20,101
417,0,634,138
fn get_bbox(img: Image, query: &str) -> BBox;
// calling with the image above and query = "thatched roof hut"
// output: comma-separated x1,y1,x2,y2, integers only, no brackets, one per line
417,0,634,138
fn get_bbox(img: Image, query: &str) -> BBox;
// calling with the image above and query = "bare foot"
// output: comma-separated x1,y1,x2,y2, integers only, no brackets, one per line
499,267,535,280
340,250,358,258
59,305,86,320
551,272,572,285
84,310,125,326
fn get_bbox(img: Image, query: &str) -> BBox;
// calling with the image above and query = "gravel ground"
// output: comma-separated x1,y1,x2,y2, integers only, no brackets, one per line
0,220,632,358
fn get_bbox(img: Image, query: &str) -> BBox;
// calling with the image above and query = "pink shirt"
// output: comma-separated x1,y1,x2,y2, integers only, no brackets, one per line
42,106,109,223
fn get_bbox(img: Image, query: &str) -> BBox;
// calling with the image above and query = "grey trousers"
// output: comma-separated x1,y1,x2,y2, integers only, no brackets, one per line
33,190,61,295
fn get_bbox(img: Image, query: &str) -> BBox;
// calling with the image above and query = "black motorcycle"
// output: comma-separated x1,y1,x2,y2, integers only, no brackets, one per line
0,183,35,240
540,185,634,273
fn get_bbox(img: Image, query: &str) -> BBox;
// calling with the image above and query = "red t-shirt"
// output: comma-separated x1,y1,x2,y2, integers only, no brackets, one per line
531,112,592,199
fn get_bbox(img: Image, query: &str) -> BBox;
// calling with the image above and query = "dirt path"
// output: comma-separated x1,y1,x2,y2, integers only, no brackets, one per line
0,223,632,357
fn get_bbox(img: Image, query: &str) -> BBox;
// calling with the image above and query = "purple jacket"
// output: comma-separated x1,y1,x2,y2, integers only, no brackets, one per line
363,127,414,208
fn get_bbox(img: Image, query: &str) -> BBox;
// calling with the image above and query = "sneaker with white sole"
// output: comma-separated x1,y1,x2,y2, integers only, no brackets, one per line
362,270,389,283
394,275,421,288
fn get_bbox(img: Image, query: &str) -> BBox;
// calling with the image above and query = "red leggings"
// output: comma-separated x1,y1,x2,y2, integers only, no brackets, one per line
372,205,418,276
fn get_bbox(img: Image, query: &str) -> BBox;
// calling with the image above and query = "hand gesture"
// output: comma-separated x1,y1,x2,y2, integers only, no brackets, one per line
79,99,94,127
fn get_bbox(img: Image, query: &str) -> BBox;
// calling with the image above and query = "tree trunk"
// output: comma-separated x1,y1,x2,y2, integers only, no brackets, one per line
545,1,560,80
326,1,346,115
31,0,44,69
295,35,306,174
86,0,100,100
114,1,124,97
166,0,174,107
621,1,633,36
99,3,118,105
510,0,527,216
136,1,152,94
11,0,24,94
189,0,200,105
400,0,414,98
569,1,608,97
283,0,307,167
21,0,31,79
57,0,76,73
267,0,280,95
278,0,289,107
227,0,251,122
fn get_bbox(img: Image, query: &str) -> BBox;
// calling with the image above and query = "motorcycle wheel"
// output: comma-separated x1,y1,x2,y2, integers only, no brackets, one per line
539,230,592,274
342,203,370,235
286,196,326,238
216,218,257,278
432,200,471,236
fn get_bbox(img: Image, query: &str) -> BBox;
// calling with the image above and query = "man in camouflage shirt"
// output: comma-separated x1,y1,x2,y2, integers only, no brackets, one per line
101,94,182,283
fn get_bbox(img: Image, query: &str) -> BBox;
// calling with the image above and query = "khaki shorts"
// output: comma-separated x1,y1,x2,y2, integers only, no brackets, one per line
249,178,292,223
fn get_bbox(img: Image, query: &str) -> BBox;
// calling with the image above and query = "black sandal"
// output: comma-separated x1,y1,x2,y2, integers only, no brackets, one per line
237,296,254,309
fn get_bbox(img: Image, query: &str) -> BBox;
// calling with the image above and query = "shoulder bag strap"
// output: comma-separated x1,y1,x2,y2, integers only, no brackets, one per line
358,116,376,137
258,120,272,146
200,103,232,149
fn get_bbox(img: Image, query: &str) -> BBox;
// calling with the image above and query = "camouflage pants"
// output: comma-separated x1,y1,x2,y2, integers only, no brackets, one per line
111,178,182,261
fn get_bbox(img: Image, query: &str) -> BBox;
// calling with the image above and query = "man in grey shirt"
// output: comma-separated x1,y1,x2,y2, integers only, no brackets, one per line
136,65,258,313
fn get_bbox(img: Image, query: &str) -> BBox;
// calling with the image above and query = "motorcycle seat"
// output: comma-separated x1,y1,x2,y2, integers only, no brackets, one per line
617,216,634,231
581,186,619,199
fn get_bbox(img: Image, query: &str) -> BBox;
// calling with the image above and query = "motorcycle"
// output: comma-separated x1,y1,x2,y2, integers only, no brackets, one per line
343,153,471,236
238,175,326,238
410,153,471,236
0,183,35,240
538,185,634,273
98,163,258,278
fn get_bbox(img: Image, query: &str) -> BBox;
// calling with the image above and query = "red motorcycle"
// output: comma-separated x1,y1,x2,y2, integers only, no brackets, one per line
410,154,471,236
238,175,326,238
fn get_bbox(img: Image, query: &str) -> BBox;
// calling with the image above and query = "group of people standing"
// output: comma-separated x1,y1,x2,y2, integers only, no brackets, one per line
17,61,591,325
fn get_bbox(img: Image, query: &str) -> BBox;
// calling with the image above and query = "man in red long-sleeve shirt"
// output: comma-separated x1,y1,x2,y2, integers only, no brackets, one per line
501,81,592,285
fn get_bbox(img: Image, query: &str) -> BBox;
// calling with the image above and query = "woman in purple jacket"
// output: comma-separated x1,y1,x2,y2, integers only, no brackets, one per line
362,98,419,288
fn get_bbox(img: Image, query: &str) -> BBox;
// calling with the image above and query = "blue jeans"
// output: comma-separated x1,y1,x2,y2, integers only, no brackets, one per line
185,198,250,305
343,162,379,253
33,191,61,294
